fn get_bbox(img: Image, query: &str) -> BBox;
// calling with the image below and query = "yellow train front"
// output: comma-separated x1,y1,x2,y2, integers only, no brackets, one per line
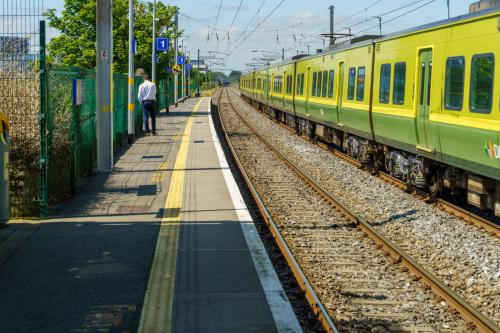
240,6,500,217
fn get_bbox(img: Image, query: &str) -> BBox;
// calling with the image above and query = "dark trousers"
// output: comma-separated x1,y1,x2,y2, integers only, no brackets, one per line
142,100,156,133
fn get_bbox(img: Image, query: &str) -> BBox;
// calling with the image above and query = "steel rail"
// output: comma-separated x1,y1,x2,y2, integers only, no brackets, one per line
215,89,339,333
236,90,500,238
332,149,500,238
224,88,499,333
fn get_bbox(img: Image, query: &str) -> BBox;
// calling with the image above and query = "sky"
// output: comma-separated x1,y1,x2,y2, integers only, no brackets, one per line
43,0,476,73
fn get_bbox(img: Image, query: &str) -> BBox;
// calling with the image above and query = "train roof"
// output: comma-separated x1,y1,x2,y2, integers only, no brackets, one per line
242,5,500,75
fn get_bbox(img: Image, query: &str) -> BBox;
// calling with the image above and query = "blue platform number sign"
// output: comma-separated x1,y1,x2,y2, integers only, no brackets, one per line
178,56,185,65
132,38,138,54
155,37,169,52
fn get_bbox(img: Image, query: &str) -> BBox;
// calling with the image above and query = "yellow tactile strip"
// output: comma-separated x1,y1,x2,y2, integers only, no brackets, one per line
151,161,168,183
138,98,204,333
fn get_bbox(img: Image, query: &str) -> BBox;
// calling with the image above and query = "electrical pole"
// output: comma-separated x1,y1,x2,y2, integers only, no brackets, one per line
447,0,450,18
174,10,178,107
196,48,200,97
96,0,113,171
151,0,157,83
343,27,352,41
281,48,284,60
329,5,334,46
182,43,185,101
373,16,382,36
127,0,135,143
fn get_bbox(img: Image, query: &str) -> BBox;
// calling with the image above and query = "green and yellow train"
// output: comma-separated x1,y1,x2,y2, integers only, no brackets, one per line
240,7,500,217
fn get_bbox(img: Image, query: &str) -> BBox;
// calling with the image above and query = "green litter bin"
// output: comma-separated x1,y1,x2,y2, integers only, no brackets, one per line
0,112,10,223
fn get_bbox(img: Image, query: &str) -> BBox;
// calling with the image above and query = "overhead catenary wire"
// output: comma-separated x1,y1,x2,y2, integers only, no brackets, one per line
230,0,267,47
223,0,244,42
178,12,228,32
352,0,437,36
337,0,434,33
229,0,287,55
280,0,438,52
210,0,223,40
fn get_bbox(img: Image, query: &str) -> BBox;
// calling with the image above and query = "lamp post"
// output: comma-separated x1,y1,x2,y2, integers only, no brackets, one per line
174,9,178,106
151,0,156,82
127,0,135,142
96,0,113,171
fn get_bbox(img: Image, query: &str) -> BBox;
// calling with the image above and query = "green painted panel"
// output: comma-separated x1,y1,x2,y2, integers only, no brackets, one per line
373,113,417,148
340,106,372,137
295,99,308,118
439,122,499,180
306,100,338,125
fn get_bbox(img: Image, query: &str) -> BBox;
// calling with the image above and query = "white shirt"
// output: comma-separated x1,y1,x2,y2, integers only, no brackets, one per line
138,80,157,103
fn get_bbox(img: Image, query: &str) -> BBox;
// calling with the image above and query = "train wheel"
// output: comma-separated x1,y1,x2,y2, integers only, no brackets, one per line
429,171,443,198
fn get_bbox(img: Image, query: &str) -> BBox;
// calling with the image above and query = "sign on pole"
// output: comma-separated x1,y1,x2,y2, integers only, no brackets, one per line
155,37,169,52
172,64,182,75
186,64,192,71
132,38,137,54
178,55,185,64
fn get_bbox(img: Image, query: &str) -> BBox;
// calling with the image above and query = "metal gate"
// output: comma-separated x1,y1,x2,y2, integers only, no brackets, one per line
0,0,44,217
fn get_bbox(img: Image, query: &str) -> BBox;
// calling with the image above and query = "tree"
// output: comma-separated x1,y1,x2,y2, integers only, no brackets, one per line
228,70,242,83
45,0,181,73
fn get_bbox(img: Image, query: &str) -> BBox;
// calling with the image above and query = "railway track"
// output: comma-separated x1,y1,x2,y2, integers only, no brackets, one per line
215,88,499,332
237,89,499,238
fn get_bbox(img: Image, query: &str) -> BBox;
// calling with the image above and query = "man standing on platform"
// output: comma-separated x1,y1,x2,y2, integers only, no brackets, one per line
138,73,157,136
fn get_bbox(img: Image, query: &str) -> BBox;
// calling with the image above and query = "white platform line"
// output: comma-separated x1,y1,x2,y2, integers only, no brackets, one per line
207,98,302,333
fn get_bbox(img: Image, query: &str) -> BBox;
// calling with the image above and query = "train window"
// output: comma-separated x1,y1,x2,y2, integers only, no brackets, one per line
312,72,317,96
356,67,365,101
470,53,494,113
322,71,328,97
317,71,323,97
393,62,406,104
379,64,391,104
289,75,293,94
300,73,305,95
328,70,334,98
444,57,465,110
348,67,356,100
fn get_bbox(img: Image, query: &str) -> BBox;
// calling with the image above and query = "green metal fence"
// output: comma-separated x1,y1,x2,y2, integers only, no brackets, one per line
9,58,183,218
134,77,144,134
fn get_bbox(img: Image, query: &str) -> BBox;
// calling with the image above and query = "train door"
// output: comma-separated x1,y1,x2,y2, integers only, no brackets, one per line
305,67,311,114
271,73,275,106
283,71,287,108
260,75,266,101
416,49,432,149
337,62,345,125
265,71,270,102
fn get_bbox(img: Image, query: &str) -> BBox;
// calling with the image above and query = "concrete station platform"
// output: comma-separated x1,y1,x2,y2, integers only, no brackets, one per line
0,97,300,333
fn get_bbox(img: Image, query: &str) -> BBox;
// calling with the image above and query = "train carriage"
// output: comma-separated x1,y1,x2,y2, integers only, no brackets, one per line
239,6,500,216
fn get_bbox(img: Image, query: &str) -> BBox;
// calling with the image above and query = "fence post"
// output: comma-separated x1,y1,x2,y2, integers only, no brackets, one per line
70,74,78,195
39,20,48,219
